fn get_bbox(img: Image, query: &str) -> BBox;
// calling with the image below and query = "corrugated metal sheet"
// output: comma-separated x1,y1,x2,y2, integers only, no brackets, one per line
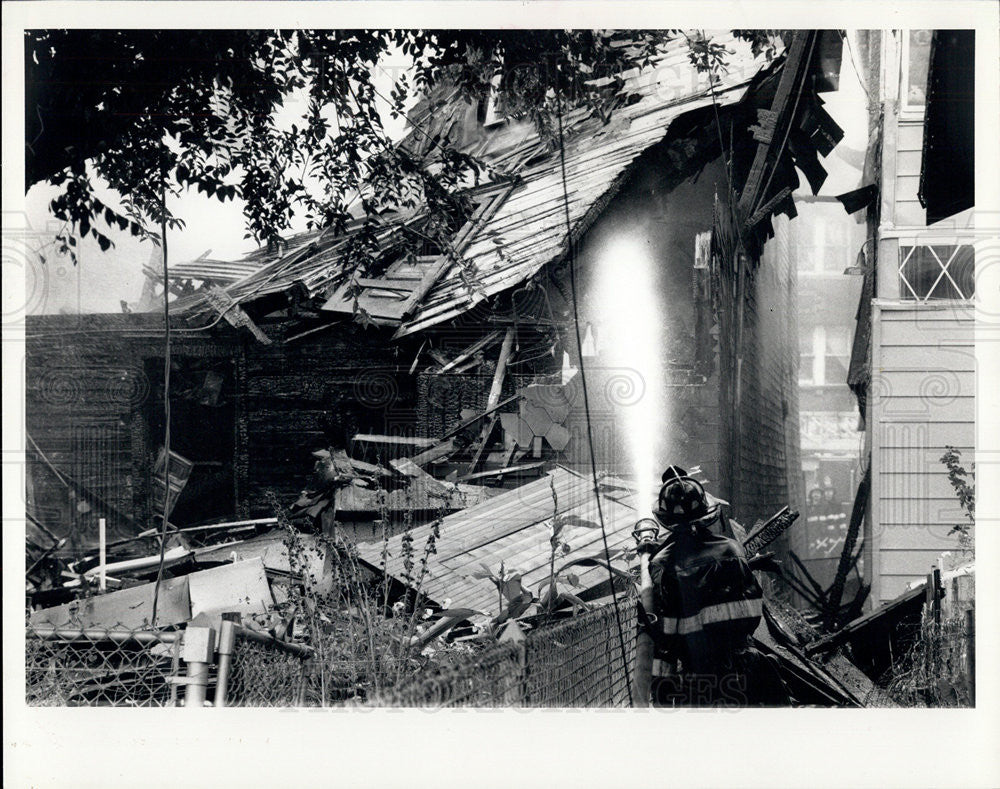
354,465,640,615
175,35,769,330
392,38,767,336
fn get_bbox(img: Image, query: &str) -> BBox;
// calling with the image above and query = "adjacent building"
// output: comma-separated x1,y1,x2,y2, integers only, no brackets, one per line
848,30,976,604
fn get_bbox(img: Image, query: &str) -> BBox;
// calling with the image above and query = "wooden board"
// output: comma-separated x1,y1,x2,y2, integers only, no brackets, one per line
187,558,275,626
31,575,191,630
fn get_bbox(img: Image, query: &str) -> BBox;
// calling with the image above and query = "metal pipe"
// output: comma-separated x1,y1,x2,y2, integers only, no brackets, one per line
28,626,180,645
234,625,315,658
214,620,237,708
181,625,215,708
184,660,210,708
98,517,107,592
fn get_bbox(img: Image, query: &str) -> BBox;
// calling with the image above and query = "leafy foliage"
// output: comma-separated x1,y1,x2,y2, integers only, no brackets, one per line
25,29,781,269
940,446,974,553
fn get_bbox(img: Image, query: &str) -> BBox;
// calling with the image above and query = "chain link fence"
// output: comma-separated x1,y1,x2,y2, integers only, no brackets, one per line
370,602,638,708
26,625,181,707
224,628,312,707
26,602,638,708
523,604,637,706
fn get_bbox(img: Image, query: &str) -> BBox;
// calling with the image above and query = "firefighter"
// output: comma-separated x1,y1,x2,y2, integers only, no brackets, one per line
637,466,791,707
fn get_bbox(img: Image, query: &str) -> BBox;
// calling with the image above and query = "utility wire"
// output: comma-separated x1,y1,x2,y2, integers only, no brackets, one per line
553,72,633,707
150,172,172,627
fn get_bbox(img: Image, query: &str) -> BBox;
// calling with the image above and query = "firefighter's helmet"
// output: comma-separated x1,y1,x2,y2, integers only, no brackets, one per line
654,471,715,527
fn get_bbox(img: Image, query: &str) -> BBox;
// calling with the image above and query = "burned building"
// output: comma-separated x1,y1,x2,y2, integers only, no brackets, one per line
25,32,844,573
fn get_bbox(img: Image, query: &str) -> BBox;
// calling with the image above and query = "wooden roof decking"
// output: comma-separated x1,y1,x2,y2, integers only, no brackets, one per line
393,37,766,335
354,466,640,616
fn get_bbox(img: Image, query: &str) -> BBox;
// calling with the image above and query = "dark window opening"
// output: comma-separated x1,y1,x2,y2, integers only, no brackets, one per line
144,356,237,525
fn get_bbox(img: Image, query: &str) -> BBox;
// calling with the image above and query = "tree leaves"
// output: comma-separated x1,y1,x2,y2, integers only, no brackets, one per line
26,29,779,265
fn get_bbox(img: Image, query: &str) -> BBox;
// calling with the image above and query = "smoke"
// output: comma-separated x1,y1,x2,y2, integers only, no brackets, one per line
590,235,666,517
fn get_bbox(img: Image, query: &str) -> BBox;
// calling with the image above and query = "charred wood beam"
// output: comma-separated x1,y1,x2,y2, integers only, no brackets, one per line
742,506,799,556
737,31,814,223
823,463,870,631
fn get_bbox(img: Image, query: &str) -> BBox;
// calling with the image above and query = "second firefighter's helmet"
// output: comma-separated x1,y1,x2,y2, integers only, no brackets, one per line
654,466,716,526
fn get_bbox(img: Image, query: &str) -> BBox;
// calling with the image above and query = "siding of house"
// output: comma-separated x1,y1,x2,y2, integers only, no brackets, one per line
892,120,926,229
869,302,975,602
858,30,978,605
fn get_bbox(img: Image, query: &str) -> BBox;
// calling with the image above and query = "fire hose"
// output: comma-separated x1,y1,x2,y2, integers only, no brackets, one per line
631,518,660,707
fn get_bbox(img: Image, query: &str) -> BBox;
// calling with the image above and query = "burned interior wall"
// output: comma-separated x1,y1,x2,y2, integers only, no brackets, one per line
25,313,416,541
539,145,802,528
554,151,729,495
25,313,232,548
238,320,417,514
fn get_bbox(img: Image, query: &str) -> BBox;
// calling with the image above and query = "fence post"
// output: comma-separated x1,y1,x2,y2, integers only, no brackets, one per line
965,607,975,706
519,641,529,706
214,619,238,708
182,624,216,707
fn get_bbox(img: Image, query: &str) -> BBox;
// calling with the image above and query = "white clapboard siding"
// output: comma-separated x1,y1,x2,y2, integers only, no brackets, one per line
871,304,974,602
893,120,926,226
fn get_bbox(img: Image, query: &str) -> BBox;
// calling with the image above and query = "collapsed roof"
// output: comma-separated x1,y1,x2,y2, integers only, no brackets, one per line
170,33,772,338
355,465,637,614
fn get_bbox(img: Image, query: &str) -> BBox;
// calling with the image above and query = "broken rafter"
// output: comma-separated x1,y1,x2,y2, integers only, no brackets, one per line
742,506,798,557
456,462,546,483
440,393,521,441
464,328,515,475
736,31,813,224
408,438,459,467
397,183,520,325
434,330,504,373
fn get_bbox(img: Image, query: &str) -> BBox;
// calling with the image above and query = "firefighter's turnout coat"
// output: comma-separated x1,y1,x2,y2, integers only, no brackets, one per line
646,519,788,706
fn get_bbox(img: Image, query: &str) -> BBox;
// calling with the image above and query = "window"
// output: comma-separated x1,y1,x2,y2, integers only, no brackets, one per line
824,326,852,385
898,243,975,301
902,29,933,112
800,325,854,386
791,212,853,274
799,331,816,386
